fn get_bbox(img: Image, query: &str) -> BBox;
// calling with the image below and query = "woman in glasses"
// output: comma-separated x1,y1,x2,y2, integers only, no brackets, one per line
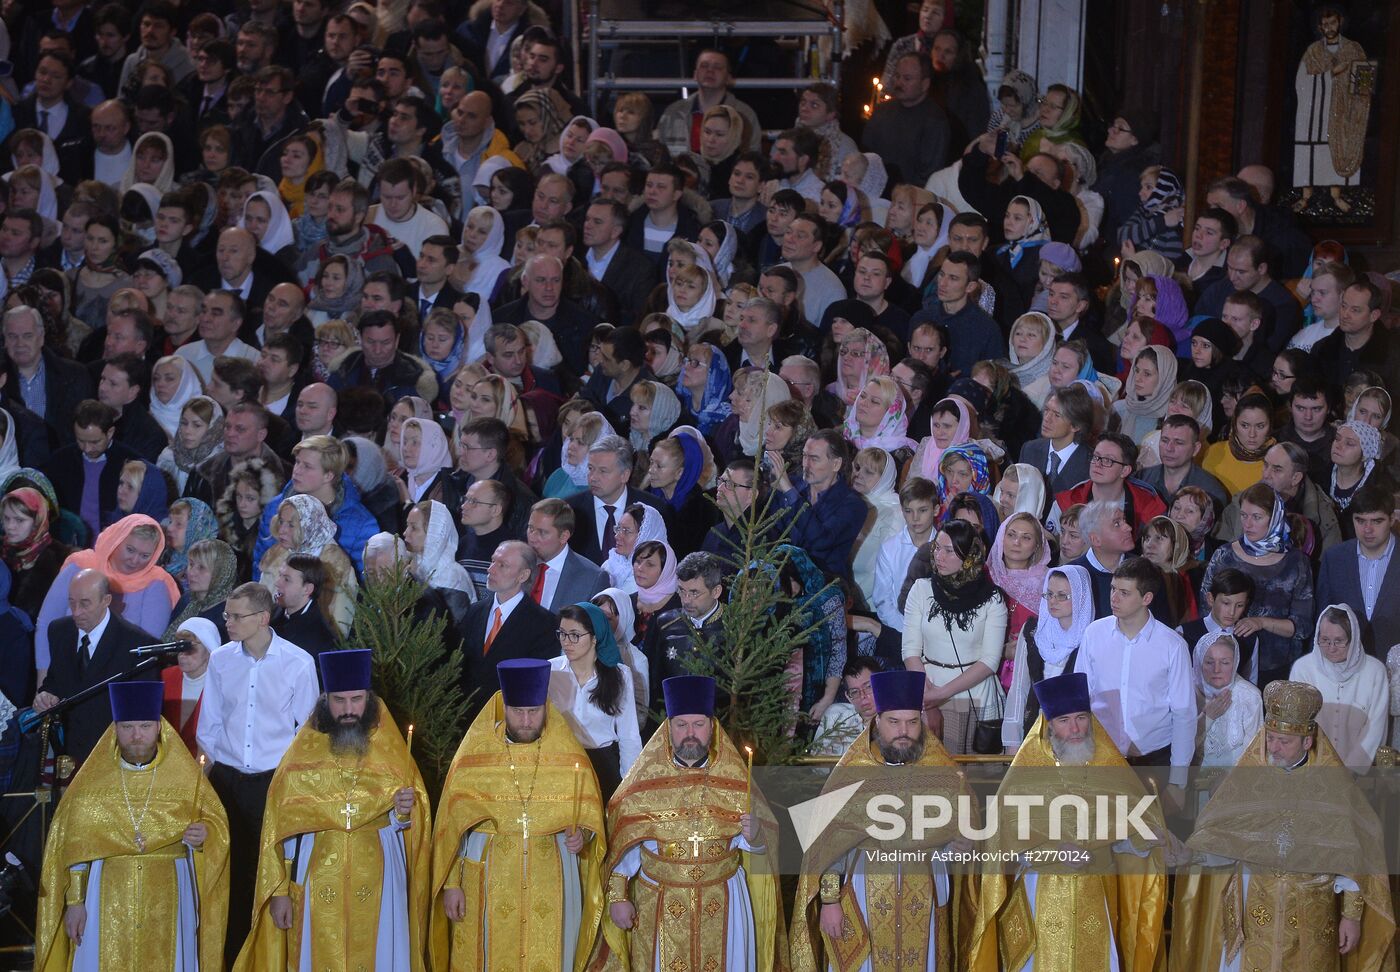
549,601,642,798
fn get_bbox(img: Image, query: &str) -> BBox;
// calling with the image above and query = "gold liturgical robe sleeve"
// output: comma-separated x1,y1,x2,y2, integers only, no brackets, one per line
35,721,231,972
233,708,433,972
428,693,608,972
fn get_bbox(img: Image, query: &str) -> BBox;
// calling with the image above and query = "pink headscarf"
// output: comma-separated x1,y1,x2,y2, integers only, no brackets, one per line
585,127,629,164
635,541,677,607
987,512,1051,610
916,394,975,479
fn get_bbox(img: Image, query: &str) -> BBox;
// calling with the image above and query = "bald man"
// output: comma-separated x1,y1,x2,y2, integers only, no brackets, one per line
260,282,312,345
193,228,295,330
294,382,338,437
1236,164,1276,206
33,568,160,766
444,89,523,213
90,99,133,185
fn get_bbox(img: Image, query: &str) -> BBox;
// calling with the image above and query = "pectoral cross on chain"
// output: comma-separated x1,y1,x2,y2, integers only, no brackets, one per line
688,831,704,858
517,811,531,840
342,801,359,831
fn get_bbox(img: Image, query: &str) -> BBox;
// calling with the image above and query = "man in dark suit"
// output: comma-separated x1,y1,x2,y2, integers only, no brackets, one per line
12,51,93,185
492,254,600,376
2,305,92,446
97,353,168,462
41,399,140,540
1046,273,1117,374
179,37,235,125
409,234,466,320
582,198,657,328
1017,383,1096,496
1316,484,1400,658
565,435,670,565
456,0,534,81
441,417,539,539
642,552,727,725
270,554,339,661
33,568,158,766
458,540,558,722
524,498,607,613
191,226,291,327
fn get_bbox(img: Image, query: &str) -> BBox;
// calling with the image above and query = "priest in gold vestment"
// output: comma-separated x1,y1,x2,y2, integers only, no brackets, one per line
1178,680,1396,972
234,649,432,972
790,670,976,972
428,657,607,972
967,672,1168,972
597,674,786,972
36,681,231,972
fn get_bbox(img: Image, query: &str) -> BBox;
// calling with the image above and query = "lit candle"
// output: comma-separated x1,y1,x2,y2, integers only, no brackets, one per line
744,746,754,814
572,761,582,829
406,724,414,754
193,754,206,820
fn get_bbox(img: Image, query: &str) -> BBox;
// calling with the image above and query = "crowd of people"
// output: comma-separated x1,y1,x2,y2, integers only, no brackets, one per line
1,0,1399,964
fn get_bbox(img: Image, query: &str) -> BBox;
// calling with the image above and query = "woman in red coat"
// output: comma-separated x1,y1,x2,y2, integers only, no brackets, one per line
160,617,220,755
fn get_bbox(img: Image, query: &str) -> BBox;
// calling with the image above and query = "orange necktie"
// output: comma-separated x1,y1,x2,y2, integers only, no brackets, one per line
484,607,503,654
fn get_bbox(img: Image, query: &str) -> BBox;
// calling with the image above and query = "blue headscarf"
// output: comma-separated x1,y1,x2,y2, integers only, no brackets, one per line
1239,487,1291,556
0,560,33,633
164,497,218,583
419,311,467,392
940,490,1001,547
777,543,843,711
934,442,994,503
676,344,733,436
574,601,621,668
666,434,705,509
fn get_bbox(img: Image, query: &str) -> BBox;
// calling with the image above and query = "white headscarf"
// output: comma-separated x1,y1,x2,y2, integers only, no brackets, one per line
365,531,409,566
604,504,669,594
1301,604,1368,687
240,189,295,255
738,371,792,456
993,462,1048,520
462,295,494,365
172,616,223,656
462,206,511,301
4,167,60,221
1033,565,1094,665
545,115,599,173
149,355,205,438
852,449,902,601
1191,630,1262,764
666,267,718,335
596,584,648,727
1291,603,1388,766
520,320,563,370
710,223,740,288
121,132,175,192
413,499,477,596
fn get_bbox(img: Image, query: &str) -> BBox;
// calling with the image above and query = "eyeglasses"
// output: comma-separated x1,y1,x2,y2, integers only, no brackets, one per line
846,684,873,699
223,610,262,622
717,476,754,491
462,497,499,507
1038,97,1067,110
556,629,590,645
315,338,346,350
1090,454,1129,467
1108,122,1133,135
838,347,868,358
614,524,638,538
683,356,706,368
1043,591,1072,603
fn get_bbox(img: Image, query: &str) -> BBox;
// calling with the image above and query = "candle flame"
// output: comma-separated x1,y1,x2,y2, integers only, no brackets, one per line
871,76,879,85
198,754,206,766
745,746,753,756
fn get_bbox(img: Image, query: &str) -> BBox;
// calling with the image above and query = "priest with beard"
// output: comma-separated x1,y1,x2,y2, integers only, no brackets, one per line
967,672,1168,972
235,649,432,972
598,675,787,972
790,669,978,972
35,681,231,972
1174,680,1396,972
429,657,607,972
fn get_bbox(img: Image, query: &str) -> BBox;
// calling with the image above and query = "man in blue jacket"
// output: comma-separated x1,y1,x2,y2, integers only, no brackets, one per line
765,429,867,580
252,434,380,575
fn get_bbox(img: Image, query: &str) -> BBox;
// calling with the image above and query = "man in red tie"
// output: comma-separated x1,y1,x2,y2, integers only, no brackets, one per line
525,498,608,612
458,540,559,723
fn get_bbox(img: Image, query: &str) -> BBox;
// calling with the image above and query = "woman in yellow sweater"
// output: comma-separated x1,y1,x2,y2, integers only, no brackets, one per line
1202,392,1274,495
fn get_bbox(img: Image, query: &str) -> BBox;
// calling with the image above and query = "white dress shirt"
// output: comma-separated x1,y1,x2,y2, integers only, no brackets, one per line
35,98,68,139
872,527,921,632
586,241,620,281
77,610,112,661
177,337,260,383
593,493,627,556
1075,615,1196,786
549,655,643,773
489,590,525,629
538,547,570,609
196,633,319,773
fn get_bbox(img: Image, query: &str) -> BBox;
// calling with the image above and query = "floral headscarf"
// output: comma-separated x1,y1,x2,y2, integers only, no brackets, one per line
164,498,218,583
829,181,864,228
987,512,1050,610
279,493,338,556
678,344,734,436
1238,487,1290,557
0,486,52,571
843,379,916,452
1330,420,1381,511
63,514,179,603
163,538,237,638
420,312,467,387
1033,565,1094,665
991,70,1040,143
935,442,993,505
995,194,1049,267
826,326,891,404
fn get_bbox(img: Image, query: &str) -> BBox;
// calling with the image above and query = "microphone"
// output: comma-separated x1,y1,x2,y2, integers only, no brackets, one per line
130,640,195,657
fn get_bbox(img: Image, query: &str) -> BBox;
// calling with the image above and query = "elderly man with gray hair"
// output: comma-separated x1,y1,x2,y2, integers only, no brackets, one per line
1070,498,1140,619
563,434,670,565
494,252,600,374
